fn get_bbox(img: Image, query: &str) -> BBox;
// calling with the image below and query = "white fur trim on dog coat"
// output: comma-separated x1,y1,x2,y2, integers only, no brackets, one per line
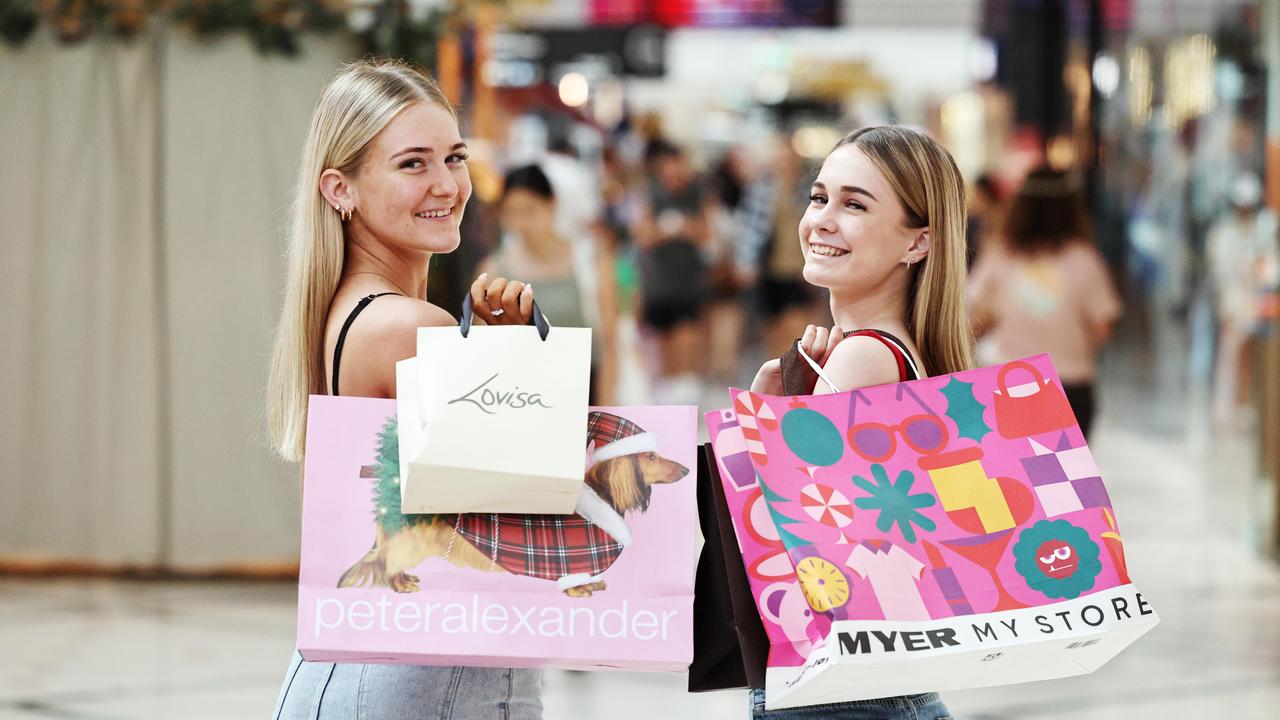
557,572,606,592
590,433,658,466
573,485,631,547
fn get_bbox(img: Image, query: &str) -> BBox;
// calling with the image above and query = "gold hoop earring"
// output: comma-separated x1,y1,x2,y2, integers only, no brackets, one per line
340,206,353,222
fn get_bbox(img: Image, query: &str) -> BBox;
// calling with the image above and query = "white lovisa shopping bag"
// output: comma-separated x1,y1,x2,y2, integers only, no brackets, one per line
396,300,592,514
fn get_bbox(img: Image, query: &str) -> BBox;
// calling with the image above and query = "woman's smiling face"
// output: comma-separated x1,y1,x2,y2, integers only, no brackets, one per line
348,101,472,254
799,144,920,293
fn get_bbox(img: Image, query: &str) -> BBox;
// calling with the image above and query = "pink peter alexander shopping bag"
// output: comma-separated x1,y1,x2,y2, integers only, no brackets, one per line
298,396,697,671
712,354,1158,709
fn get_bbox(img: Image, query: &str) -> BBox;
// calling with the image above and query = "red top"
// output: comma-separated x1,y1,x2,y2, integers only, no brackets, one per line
841,329,920,382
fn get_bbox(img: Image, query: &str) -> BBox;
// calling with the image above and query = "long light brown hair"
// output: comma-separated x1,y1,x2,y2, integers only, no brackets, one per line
266,59,455,462
835,126,974,375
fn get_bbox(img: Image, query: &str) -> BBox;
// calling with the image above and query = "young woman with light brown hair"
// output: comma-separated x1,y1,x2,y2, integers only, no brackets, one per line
750,125,970,719
267,58,542,719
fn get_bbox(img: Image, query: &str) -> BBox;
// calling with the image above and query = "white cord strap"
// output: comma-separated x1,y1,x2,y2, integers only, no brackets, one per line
795,332,921,394
444,513,462,561
795,342,843,394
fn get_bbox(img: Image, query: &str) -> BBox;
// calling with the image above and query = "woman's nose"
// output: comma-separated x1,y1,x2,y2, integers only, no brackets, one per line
811,204,839,234
428,163,459,198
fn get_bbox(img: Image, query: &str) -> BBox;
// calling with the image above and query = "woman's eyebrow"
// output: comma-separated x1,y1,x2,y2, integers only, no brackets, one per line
811,181,878,202
390,142,467,160
843,185,878,201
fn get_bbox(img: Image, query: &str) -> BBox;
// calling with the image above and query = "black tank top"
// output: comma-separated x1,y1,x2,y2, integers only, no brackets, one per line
330,292,400,396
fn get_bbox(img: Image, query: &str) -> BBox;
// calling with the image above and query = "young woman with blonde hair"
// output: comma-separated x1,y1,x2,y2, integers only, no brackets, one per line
751,125,970,719
267,59,542,719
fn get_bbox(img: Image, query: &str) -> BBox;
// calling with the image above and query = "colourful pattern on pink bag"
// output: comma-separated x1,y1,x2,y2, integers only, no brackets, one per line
710,354,1158,709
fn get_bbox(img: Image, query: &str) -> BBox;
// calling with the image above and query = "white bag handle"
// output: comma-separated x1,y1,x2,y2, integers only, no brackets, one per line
796,342,843,394
795,332,921,394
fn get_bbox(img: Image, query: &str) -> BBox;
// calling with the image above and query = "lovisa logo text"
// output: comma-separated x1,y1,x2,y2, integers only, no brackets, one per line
448,373,553,415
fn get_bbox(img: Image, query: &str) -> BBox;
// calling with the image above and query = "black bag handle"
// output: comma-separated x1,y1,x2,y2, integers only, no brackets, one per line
459,292,551,340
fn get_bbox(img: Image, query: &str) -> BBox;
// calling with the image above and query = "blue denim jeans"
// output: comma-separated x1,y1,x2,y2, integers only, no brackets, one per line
273,651,543,720
748,689,951,720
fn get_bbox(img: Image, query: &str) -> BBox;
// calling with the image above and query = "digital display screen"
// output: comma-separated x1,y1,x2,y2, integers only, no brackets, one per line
590,0,839,27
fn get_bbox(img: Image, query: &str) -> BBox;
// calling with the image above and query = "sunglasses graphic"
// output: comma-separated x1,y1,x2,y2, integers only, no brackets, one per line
846,385,949,461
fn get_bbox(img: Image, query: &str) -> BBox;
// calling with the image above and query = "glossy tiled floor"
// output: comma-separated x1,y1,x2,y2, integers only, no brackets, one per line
4,327,1278,719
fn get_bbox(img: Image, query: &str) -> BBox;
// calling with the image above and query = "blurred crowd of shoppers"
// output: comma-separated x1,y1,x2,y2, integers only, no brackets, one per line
450,112,1278,439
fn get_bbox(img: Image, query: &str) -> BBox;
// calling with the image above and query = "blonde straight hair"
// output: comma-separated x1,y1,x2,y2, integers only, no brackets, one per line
266,58,455,462
836,126,974,376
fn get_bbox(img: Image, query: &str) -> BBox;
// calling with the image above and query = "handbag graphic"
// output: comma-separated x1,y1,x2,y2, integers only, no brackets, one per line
992,360,1076,439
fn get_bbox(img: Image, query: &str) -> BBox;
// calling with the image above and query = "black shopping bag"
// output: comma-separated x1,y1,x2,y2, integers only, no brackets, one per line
689,443,768,691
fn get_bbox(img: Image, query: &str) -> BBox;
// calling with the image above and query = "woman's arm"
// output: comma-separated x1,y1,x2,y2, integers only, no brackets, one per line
629,196,660,250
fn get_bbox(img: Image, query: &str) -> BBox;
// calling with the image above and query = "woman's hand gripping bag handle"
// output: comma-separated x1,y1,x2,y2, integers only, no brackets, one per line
396,293,592,515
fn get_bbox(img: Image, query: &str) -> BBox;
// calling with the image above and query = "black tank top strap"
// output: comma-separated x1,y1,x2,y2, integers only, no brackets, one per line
843,328,921,382
331,292,401,397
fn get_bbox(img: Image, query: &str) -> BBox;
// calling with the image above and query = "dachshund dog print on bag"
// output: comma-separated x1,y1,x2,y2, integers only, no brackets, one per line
338,411,688,598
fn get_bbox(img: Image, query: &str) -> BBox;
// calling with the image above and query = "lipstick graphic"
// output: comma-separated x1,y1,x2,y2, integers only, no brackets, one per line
922,539,975,616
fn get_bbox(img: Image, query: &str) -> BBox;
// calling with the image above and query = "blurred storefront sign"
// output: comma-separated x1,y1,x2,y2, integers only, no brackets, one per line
786,59,888,100
486,24,667,88
585,0,838,27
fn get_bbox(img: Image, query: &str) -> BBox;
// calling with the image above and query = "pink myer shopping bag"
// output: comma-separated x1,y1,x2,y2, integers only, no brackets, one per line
722,354,1158,709
298,396,697,671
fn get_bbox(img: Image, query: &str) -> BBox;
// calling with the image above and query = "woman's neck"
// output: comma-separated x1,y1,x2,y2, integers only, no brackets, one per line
342,231,430,299
828,276,910,335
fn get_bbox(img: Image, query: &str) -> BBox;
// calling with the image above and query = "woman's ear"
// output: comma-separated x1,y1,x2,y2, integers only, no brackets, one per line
319,169,355,213
904,229,930,264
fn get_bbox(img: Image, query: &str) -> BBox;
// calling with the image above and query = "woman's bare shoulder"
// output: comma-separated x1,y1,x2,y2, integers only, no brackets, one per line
821,335,903,391
332,296,456,398
366,295,457,330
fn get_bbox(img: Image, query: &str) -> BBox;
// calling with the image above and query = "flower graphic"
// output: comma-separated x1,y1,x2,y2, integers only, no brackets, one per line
852,464,938,543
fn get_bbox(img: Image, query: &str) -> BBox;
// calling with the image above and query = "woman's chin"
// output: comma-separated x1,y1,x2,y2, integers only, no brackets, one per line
801,262,836,289
421,230,462,255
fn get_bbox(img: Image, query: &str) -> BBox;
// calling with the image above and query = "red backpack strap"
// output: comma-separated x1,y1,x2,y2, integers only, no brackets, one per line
842,329,918,382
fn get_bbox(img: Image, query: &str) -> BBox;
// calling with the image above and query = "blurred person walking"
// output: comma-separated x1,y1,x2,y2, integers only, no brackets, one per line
633,139,716,403
1206,172,1280,428
701,145,754,385
265,59,543,719
483,164,621,404
739,133,825,359
749,125,967,720
538,134,617,337
968,167,1121,439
